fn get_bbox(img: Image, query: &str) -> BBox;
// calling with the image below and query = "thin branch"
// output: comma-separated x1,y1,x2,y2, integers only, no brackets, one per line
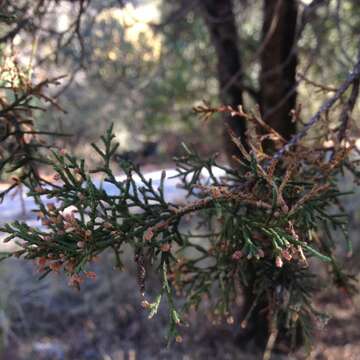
272,59,360,162
297,73,338,93
337,78,360,142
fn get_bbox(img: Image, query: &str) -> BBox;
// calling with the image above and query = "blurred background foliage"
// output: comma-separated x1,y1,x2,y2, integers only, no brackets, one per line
1,0,360,169
9,0,219,165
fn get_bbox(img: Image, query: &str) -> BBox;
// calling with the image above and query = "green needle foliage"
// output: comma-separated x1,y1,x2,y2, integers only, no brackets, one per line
1,104,358,350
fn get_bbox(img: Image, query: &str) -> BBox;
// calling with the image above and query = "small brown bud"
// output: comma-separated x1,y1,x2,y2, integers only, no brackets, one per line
77,241,85,249
37,257,47,268
227,316,235,325
175,336,183,343
231,250,243,261
47,203,56,211
282,249,292,261
84,271,97,280
49,261,62,272
68,274,83,289
141,300,150,309
275,256,283,268
210,186,222,198
143,227,154,242
292,312,299,322
75,173,83,183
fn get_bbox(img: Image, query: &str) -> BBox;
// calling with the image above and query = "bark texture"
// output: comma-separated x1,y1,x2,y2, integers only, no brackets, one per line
200,0,246,163
260,0,298,140
200,1,301,351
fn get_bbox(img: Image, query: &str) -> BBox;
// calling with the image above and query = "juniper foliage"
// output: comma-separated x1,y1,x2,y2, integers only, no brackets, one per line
0,104,358,348
0,56,66,199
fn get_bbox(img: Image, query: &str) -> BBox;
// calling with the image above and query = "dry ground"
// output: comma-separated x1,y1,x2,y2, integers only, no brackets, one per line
0,251,359,360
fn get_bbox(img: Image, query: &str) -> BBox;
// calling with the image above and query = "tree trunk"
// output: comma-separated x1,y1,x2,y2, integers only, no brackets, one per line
239,1,301,352
201,0,301,352
260,0,298,140
200,0,246,164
